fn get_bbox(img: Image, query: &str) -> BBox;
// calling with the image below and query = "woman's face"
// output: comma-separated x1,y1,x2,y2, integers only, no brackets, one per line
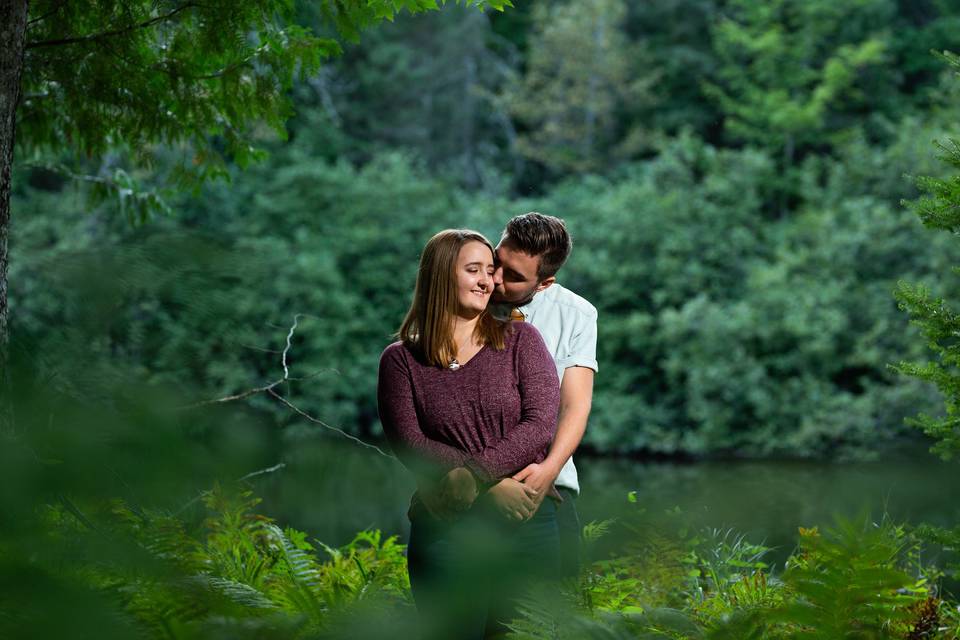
455,240,495,317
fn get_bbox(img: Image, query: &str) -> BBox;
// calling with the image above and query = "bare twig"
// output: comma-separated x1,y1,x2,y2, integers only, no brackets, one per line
282,314,302,381
239,462,286,482
268,388,393,459
286,368,340,382
239,343,283,354
182,315,393,459
175,461,289,515
178,379,284,410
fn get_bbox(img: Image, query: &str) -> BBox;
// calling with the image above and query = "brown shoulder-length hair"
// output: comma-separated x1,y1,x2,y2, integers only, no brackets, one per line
398,229,509,367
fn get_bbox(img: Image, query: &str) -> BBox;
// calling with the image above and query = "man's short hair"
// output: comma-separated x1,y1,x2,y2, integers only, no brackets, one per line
501,212,572,279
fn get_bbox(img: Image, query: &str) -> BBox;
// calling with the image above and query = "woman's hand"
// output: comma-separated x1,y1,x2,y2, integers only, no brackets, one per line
443,467,479,509
419,467,478,520
487,478,539,522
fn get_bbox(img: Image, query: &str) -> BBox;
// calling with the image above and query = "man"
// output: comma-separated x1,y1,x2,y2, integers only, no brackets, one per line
491,211,598,578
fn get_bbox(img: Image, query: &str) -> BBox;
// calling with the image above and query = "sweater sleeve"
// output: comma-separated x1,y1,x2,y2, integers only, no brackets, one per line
464,324,560,483
378,344,467,481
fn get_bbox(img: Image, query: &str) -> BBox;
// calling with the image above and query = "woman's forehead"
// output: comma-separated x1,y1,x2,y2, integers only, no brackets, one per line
458,241,493,262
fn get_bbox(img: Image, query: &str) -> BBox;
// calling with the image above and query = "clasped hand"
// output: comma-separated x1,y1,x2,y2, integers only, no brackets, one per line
487,477,540,522
419,467,478,520
420,464,550,523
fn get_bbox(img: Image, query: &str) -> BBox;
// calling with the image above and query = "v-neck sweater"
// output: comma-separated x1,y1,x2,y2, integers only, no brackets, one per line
377,322,560,484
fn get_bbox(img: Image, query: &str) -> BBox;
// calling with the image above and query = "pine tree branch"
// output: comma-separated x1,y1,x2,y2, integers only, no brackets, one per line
25,2,200,49
190,43,271,80
27,1,70,28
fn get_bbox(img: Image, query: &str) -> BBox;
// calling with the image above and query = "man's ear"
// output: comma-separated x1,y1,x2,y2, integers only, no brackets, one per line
535,276,556,292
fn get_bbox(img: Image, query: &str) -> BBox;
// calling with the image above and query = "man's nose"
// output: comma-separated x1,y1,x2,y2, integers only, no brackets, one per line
492,266,503,286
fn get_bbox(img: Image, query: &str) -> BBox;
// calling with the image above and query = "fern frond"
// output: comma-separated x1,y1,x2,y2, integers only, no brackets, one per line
197,574,279,610
263,524,326,624
583,519,616,545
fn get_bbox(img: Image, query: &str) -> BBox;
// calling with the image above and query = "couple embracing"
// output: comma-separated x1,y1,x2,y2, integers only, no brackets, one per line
377,213,598,639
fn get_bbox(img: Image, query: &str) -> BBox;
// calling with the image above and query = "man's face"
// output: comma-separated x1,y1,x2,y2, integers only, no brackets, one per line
492,241,553,305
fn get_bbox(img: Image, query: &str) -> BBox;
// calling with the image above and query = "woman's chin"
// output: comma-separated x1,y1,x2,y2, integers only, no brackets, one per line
456,304,487,318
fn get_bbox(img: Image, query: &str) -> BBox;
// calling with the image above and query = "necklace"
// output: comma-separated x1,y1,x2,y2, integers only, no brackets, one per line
448,359,461,371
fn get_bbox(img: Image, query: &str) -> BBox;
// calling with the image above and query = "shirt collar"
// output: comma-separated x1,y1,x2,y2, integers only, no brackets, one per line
519,284,551,318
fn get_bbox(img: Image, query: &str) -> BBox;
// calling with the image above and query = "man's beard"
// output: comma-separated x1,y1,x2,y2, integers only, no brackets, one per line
512,291,537,307
491,288,537,309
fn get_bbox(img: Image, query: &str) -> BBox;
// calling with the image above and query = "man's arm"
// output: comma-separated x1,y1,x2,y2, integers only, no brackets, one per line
513,365,594,503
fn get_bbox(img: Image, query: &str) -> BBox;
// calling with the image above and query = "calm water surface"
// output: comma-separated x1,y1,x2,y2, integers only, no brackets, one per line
254,438,960,565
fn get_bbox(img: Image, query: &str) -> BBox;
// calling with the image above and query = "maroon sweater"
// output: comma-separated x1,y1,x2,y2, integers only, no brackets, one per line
377,322,560,485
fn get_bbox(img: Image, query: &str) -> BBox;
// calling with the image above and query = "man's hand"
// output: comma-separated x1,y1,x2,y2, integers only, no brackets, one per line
487,478,539,522
418,467,478,520
512,460,560,509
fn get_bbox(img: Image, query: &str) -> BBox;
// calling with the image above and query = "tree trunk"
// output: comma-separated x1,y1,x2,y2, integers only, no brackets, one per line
0,1,29,435
583,15,605,170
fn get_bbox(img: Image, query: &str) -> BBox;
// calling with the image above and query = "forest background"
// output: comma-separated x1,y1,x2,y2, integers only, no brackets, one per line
12,0,960,460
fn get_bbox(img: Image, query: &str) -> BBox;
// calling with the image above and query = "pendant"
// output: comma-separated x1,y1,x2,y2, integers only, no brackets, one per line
448,359,461,371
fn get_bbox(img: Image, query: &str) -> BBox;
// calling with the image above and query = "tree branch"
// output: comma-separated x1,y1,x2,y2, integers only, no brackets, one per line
27,1,69,28
182,314,395,460
238,462,287,482
191,42,271,80
267,388,393,459
176,461,289,515
25,2,199,50
181,378,285,409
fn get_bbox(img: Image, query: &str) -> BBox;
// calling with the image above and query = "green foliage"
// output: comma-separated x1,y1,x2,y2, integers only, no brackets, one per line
301,4,517,189
18,0,506,221
319,0,513,42
771,520,926,638
914,522,960,580
684,528,771,606
705,0,892,158
4,447,958,640
502,0,657,173
13,113,960,458
556,129,959,457
6,485,411,639
896,50,960,460
13,1,960,460
21,0,330,218
622,0,721,136
507,510,952,640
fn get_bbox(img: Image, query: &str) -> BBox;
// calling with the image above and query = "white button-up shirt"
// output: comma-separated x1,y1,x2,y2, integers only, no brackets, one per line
519,283,598,494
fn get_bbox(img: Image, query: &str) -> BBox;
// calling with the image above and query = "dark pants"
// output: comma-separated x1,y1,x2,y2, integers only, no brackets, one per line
555,487,581,579
407,497,560,640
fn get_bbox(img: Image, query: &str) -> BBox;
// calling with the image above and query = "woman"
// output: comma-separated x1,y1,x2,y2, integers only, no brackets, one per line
378,229,561,639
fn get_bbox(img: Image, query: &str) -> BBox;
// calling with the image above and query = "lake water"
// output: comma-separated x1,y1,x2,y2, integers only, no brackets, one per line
252,437,960,568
